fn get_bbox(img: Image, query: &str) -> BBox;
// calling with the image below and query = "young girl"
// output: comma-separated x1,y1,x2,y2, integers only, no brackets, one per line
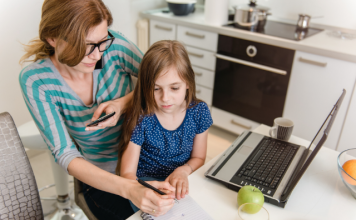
116,40,213,212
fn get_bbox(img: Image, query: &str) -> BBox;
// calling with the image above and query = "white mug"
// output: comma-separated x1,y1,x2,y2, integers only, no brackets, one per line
269,118,294,141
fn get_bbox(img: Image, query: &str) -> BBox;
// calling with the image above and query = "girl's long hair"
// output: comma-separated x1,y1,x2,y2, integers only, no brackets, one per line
19,0,113,67
116,40,201,174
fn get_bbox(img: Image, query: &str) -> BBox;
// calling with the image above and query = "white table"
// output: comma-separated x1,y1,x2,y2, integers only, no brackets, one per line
128,125,356,220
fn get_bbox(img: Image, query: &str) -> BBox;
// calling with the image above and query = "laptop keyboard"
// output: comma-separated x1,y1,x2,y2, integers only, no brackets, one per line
230,138,298,196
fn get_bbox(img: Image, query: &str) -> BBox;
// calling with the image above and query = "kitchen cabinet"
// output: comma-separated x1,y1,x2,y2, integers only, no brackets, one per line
283,51,356,150
177,25,218,52
337,87,356,154
149,20,176,46
149,19,217,108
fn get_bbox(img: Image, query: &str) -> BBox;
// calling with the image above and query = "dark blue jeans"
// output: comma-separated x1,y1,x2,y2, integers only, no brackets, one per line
83,183,134,220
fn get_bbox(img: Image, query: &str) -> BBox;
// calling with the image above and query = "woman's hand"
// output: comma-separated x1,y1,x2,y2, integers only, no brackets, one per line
165,166,191,200
86,92,133,131
128,180,176,217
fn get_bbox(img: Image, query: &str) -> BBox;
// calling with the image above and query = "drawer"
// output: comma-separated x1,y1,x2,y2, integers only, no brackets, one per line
196,85,212,106
177,26,218,52
150,20,176,46
211,107,260,135
192,66,215,89
186,46,216,71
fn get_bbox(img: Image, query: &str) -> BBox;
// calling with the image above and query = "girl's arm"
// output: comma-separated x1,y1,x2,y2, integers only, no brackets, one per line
120,141,142,180
165,129,209,199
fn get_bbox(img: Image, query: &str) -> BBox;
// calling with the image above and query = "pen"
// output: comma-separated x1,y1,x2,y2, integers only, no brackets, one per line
137,178,178,203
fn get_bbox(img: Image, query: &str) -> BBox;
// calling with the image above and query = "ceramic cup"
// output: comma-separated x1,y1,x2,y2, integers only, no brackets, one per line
269,117,294,141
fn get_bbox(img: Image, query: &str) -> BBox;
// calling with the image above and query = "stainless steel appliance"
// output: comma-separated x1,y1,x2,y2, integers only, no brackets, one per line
233,0,271,29
296,14,311,30
213,35,295,126
224,20,323,41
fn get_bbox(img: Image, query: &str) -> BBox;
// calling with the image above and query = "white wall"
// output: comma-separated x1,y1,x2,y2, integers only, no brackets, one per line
0,0,165,127
228,0,356,30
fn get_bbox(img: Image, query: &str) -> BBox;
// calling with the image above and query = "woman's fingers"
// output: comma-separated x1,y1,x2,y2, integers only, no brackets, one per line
92,102,108,121
97,116,116,127
141,191,175,217
148,180,175,192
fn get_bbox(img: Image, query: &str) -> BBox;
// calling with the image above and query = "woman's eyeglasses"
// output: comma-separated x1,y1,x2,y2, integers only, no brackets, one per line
85,32,115,56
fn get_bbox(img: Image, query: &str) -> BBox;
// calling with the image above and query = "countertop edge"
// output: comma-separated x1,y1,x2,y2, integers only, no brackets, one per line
141,12,356,64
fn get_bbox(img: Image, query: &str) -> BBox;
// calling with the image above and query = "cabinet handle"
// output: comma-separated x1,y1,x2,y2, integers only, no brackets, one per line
299,57,327,67
196,89,201,94
186,31,205,39
155,25,172,31
216,54,287,75
188,52,204,58
231,120,252,130
195,72,203,76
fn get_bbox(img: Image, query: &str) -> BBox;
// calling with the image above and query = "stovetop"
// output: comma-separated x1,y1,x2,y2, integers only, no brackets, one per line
224,20,323,41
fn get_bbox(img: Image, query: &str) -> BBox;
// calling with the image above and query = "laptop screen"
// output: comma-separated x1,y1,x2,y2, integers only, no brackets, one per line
281,89,346,201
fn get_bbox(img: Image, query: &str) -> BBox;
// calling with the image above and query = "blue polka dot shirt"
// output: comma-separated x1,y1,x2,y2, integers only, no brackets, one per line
130,102,213,178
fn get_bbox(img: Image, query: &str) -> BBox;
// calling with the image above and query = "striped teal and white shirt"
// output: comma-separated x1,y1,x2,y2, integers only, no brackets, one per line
19,30,143,173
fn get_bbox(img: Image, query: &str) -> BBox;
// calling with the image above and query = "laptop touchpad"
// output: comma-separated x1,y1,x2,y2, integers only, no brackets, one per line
239,145,253,156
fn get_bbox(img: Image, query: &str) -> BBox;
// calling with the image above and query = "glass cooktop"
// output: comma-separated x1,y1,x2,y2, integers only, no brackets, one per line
224,20,323,41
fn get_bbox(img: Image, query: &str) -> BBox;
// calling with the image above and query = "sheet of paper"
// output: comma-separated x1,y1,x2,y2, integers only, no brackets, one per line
141,195,213,220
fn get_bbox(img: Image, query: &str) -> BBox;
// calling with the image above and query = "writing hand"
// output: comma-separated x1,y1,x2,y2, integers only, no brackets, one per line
129,181,175,217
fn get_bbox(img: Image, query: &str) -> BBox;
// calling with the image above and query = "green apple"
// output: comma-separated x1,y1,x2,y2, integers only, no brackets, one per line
237,185,264,214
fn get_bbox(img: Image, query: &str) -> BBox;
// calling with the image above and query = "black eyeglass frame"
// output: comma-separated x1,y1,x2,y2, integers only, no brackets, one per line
86,32,115,56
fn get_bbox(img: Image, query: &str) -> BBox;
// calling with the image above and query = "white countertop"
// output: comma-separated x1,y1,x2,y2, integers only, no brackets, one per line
128,124,356,220
141,8,356,63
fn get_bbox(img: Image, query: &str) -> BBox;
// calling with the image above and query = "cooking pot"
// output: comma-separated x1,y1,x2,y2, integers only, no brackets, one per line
297,14,311,30
233,0,271,29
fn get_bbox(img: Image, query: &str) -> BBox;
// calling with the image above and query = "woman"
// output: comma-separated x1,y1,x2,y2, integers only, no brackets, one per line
19,0,175,219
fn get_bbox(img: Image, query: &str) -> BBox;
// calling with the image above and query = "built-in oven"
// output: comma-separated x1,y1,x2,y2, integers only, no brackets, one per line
213,35,295,127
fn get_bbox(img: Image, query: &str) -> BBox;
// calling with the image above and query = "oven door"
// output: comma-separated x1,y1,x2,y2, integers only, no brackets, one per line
213,54,290,126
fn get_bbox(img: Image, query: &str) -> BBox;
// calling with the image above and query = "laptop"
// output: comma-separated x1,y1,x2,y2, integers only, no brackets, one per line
205,89,346,208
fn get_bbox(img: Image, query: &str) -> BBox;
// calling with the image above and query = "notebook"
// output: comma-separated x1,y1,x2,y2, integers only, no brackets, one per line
205,89,346,208
140,195,213,220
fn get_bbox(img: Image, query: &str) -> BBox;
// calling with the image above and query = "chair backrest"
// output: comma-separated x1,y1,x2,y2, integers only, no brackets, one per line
0,112,43,219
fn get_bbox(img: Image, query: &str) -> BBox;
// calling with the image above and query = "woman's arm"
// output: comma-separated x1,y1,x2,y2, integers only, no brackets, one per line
165,129,209,199
68,157,175,217
86,91,133,131
120,141,141,180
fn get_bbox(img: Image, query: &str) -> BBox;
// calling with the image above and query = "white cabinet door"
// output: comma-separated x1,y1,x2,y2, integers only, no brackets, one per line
177,25,218,52
192,66,215,89
211,107,260,135
283,51,356,150
196,85,213,106
186,46,216,71
149,20,176,46
338,86,356,154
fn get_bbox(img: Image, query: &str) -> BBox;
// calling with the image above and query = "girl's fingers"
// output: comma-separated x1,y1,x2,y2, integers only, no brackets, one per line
176,181,183,200
181,182,187,198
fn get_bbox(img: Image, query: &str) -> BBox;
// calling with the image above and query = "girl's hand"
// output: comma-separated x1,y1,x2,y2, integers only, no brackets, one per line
128,181,176,217
165,166,191,200
86,92,133,131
